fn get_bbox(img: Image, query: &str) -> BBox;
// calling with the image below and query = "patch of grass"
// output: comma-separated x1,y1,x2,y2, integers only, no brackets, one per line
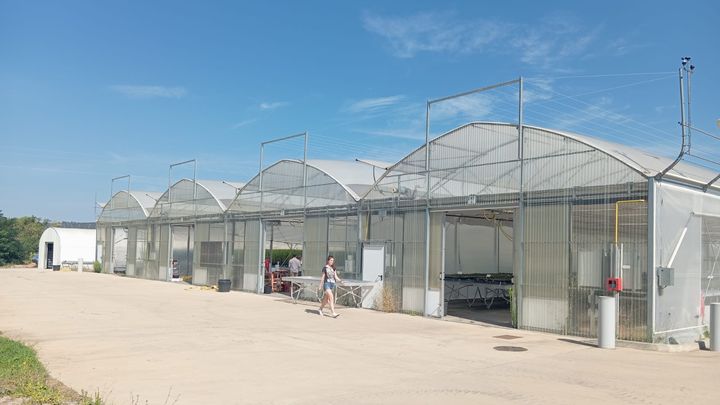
0,335,105,404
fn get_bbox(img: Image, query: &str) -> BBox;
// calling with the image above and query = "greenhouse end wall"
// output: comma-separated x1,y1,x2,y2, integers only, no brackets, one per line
653,181,720,343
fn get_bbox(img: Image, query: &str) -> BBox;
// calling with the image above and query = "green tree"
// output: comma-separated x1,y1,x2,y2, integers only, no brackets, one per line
11,216,48,261
0,211,23,265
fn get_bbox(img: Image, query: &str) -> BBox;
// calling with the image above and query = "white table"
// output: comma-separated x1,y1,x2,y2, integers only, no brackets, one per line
283,276,378,307
283,276,323,303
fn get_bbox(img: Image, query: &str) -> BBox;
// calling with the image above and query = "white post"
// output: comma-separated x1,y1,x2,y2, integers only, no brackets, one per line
710,303,720,351
598,296,616,349
78,258,83,273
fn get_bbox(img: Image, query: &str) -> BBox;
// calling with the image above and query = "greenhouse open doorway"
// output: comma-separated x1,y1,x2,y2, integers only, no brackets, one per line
170,225,193,282
442,208,515,327
264,218,304,296
111,227,128,274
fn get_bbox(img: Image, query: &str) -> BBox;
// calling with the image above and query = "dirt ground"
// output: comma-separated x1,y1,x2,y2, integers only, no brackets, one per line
0,268,718,404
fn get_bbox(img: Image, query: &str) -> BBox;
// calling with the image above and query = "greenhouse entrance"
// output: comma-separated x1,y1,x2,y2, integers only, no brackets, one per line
442,208,515,327
111,227,128,274
170,225,193,282
263,218,304,295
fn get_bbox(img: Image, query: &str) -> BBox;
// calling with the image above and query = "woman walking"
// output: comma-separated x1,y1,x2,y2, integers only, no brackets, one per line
318,255,341,317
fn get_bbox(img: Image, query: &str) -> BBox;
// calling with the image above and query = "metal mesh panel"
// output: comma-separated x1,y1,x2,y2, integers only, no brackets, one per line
242,220,262,293
303,216,328,277
368,213,403,311
365,211,426,314
97,225,112,273
193,222,224,286
231,221,246,290
144,224,160,280
126,226,137,276
569,202,648,341
157,225,170,281
328,215,359,278
134,226,148,279
521,204,570,333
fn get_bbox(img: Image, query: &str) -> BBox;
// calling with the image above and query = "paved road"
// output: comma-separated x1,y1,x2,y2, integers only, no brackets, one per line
0,269,718,404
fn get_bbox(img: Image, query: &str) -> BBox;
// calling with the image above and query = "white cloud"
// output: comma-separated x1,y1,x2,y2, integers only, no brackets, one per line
523,78,555,103
345,95,406,113
259,101,288,110
363,12,504,58
431,93,494,121
110,85,187,99
232,119,258,129
362,11,599,68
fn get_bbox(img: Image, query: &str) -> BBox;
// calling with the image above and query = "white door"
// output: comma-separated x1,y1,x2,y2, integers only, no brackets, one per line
362,244,385,309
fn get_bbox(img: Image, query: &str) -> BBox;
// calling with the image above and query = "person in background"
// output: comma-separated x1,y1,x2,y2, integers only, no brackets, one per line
318,255,341,317
288,254,302,276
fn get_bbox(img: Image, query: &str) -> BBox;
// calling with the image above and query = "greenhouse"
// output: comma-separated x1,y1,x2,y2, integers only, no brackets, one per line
96,122,720,344
96,190,161,275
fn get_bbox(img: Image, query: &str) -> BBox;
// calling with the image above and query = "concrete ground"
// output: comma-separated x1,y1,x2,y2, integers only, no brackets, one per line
0,268,718,405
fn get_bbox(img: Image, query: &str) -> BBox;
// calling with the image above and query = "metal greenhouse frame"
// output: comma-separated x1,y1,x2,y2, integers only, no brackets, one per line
96,82,720,345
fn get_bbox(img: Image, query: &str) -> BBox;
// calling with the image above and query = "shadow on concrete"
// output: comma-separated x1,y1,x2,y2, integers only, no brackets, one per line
557,338,597,348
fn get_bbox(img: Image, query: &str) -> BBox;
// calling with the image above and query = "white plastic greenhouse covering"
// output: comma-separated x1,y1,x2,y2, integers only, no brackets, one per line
98,190,161,222
226,159,387,213
149,179,243,219
94,123,720,343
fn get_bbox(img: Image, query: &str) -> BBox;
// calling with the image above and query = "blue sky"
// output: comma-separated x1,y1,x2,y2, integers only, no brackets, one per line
1,0,718,221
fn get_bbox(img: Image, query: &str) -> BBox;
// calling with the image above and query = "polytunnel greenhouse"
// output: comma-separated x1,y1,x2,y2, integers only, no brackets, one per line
96,122,720,344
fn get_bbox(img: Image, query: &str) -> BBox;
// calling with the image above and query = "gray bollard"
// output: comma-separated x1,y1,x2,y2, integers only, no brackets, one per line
711,303,720,351
598,296,616,349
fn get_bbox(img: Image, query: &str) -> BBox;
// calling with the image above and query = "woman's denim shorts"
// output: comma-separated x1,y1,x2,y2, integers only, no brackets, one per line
323,282,335,291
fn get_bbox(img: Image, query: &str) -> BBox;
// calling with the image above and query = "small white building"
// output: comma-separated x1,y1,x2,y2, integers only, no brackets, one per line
38,228,96,270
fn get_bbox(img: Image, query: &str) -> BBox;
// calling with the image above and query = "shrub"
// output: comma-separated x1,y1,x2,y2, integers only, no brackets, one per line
376,285,398,312
93,261,102,273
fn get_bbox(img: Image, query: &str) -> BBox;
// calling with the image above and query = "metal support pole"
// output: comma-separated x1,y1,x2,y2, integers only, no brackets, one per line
168,159,197,209
679,66,687,150
517,77,525,328
647,178,657,342
710,303,720,351
424,101,431,316
686,64,692,151
598,295,616,349
657,62,689,179
303,131,308,212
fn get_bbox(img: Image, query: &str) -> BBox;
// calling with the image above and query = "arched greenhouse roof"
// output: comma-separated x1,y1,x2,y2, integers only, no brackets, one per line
227,159,388,213
149,179,243,219
362,122,719,202
97,190,163,223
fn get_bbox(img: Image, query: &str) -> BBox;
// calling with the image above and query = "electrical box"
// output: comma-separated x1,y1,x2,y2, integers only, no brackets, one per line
657,267,675,289
606,277,623,292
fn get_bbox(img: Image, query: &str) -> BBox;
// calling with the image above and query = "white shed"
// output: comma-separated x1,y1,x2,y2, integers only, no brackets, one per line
38,228,96,270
